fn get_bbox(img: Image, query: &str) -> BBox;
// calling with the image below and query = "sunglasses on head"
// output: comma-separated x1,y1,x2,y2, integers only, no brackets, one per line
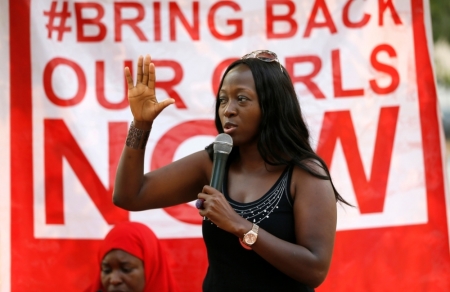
241,50,283,73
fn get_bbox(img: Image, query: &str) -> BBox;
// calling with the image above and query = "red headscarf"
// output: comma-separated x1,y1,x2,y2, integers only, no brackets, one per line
88,221,179,292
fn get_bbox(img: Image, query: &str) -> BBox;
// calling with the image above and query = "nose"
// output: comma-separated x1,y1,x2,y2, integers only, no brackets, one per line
109,270,123,285
223,100,237,117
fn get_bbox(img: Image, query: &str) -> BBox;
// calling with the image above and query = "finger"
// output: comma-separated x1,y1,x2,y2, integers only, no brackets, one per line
142,54,151,85
136,55,143,84
197,195,206,214
202,185,218,195
124,67,134,90
197,192,209,200
198,209,207,217
196,192,210,209
148,63,156,96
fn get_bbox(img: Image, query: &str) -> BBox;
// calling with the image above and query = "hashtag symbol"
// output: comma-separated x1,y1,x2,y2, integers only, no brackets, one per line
43,1,72,41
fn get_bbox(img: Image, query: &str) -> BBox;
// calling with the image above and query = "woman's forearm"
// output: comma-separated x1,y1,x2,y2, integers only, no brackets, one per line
113,120,152,210
252,229,332,288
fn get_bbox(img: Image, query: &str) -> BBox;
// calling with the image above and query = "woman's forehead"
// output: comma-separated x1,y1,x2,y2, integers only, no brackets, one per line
221,65,255,89
103,249,141,262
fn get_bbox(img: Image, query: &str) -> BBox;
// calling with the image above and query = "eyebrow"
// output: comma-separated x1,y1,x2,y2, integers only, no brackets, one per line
101,261,132,265
220,86,254,92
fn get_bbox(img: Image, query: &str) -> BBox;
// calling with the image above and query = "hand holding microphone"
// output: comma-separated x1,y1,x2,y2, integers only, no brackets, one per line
196,133,233,209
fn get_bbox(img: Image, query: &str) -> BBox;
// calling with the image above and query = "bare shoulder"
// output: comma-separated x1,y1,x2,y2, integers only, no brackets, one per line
290,160,335,204
173,148,212,168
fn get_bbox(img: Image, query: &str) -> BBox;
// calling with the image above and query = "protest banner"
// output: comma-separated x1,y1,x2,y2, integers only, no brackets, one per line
1,0,449,290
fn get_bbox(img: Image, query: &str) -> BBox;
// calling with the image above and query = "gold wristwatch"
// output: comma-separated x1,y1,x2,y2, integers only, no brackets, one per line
242,223,259,248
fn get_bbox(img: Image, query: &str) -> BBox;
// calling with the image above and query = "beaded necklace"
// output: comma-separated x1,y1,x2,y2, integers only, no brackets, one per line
227,168,290,224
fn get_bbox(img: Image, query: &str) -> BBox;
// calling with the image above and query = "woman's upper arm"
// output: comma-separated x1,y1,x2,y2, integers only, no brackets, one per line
291,165,337,274
135,150,212,210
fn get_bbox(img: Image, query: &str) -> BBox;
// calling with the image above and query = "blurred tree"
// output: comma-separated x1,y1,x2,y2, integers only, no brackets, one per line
429,1,450,139
430,0,450,42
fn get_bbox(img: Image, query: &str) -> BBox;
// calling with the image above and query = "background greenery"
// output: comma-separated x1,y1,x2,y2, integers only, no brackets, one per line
430,0,450,86
430,0,450,43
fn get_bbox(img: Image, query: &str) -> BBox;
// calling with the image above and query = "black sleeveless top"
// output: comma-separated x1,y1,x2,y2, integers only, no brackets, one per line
202,165,314,292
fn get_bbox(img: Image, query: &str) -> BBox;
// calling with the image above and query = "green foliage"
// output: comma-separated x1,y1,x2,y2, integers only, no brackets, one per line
430,1,450,86
430,0,450,42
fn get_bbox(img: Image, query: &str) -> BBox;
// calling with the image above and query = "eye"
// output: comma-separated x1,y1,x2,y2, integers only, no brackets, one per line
121,266,133,273
101,266,111,274
218,96,227,104
237,95,248,102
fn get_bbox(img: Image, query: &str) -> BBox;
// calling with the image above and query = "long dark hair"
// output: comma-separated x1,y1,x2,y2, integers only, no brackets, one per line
209,57,350,205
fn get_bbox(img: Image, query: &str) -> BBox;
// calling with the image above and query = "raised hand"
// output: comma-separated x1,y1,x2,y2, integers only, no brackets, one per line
124,54,174,123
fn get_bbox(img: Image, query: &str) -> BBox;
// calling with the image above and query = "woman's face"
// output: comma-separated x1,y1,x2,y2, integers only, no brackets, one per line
101,249,145,292
218,64,261,146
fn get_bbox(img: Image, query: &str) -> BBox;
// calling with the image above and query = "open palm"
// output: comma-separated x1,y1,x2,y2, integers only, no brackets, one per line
125,54,174,122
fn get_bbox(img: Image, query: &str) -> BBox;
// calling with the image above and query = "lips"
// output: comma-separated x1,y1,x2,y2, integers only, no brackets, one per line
223,122,237,134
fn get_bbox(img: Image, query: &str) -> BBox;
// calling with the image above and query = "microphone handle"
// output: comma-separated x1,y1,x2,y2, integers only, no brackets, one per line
210,152,229,191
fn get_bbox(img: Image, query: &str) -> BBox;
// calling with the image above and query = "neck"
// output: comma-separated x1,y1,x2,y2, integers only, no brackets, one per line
234,143,261,167
236,144,283,173
234,142,288,174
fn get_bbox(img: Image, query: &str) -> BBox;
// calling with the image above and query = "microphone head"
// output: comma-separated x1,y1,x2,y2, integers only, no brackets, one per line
213,133,233,154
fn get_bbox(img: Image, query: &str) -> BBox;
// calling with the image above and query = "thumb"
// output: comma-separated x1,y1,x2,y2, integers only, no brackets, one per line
156,98,175,112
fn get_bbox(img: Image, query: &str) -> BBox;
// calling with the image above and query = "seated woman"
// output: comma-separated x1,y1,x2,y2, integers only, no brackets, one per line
87,221,179,292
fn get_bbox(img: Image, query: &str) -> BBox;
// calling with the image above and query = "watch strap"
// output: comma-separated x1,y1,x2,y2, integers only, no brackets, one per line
239,237,253,250
252,223,259,234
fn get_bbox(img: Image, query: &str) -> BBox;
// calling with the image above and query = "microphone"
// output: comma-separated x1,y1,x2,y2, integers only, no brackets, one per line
196,133,233,209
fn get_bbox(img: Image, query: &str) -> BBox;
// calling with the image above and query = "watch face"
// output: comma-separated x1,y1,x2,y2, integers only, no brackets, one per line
244,233,257,245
